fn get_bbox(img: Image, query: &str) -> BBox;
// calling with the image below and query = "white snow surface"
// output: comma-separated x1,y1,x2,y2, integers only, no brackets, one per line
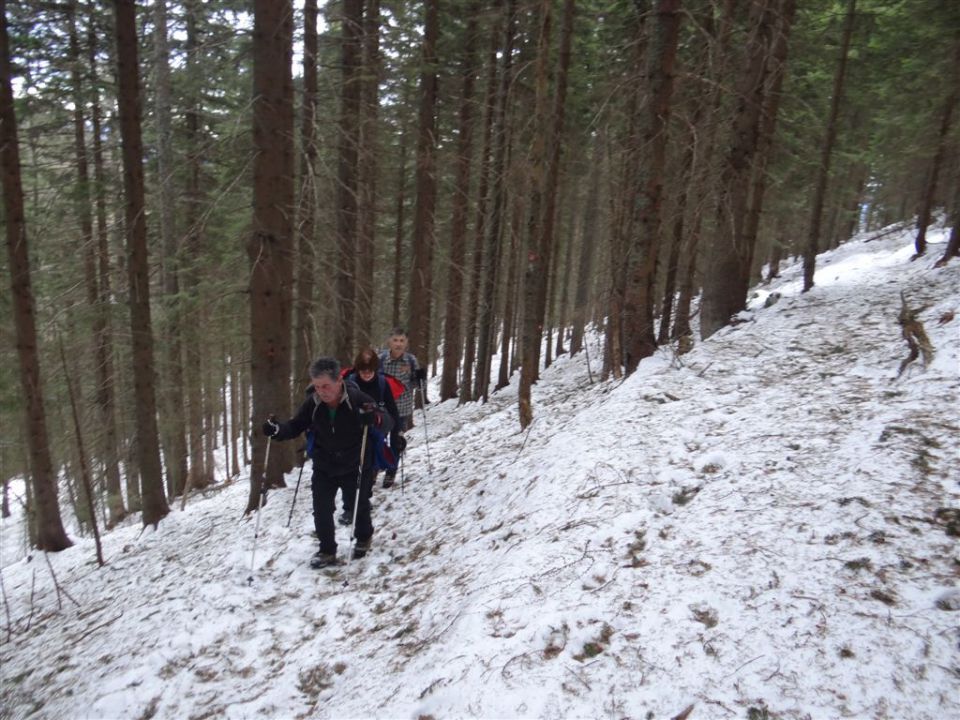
2,226,959,720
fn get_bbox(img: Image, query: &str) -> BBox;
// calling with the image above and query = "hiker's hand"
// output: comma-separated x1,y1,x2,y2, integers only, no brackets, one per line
262,416,279,437
358,404,376,426
414,368,426,381
393,435,407,453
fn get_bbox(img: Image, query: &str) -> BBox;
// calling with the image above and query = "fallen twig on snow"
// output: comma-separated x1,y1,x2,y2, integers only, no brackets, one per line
44,552,80,610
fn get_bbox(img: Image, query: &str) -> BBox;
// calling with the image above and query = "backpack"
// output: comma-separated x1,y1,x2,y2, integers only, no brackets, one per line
369,426,398,472
351,371,401,472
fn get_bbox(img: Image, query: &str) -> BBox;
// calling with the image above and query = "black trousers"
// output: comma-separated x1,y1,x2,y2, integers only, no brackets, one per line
312,467,374,556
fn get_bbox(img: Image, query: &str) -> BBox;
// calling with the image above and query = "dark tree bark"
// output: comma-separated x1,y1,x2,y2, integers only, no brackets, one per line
356,0,382,347
66,2,106,532
1,0,73,551
408,0,440,387
657,3,718,346
440,1,481,402
66,2,105,513
915,30,958,257
553,183,577,360
700,0,777,339
391,103,410,328
519,0,575,427
622,0,682,374
475,0,517,402
802,0,856,290
246,0,295,512
497,192,523,392
152,0,188,500
604,9,649,378
935,170,960,266
293,0,319,399
114,0,170,527
87,10,125,525
460,0,503,404
570,135,602,355
518,0,554,425
672,0,736,344
229,348,241,479
334,0,363,364
741,0,796,290
60,338,104,565
182,0,211,493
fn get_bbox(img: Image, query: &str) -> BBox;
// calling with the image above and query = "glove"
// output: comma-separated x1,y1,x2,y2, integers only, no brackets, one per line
414,367,427,381
393,434,407,453
358,404,376,426
262,416,279,437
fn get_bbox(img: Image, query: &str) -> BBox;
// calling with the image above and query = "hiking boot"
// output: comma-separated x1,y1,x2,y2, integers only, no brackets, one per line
338,511,352,526
382,472,396,489
309,551,337,569
352,538,372,559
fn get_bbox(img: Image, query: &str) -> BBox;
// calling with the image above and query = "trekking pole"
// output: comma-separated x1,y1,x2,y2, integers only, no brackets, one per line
247,437,271,584
417,380,433,475
285,459,305,529
348,425,369,566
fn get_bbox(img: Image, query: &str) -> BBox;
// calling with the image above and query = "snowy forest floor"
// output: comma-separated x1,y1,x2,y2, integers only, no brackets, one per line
1,224,958,720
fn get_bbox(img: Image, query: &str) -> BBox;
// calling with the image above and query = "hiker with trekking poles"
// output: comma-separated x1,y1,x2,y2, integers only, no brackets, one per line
338,347,405,524
261,356,392,569
379,327,424,488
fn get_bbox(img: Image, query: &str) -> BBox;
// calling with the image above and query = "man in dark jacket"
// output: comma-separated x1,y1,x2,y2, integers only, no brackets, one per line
262,356,392,568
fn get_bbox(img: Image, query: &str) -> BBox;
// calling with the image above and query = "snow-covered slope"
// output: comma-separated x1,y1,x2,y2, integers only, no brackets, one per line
2,226,958,720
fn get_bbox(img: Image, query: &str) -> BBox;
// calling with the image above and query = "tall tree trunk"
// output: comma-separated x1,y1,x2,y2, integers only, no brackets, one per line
519,0,576,427
672,2,734,344
1,0,73,551
182,0,209,492
517,0,554,427
766,227,784,281
67,1,105,517
334,0,363,364
153,0,187,500
87,11,125,525
700,0,777,339
460,0,503,404
246,0,295,512
391,112,409,328
114,0,170,527
293,0,319,398
802,0,856,291
60,338,104,565
915,30,958,257
740,0,796,292
497,192,523,391
440,1,481,402
570,135,602,355
935,167,960,266
656,5,717,347
229,347,240,479
622,0,682,375
408,0,440,385
220,346,231,478
604,10,649,378
355,0,381,348
554,179,578,359
476,0,517,402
